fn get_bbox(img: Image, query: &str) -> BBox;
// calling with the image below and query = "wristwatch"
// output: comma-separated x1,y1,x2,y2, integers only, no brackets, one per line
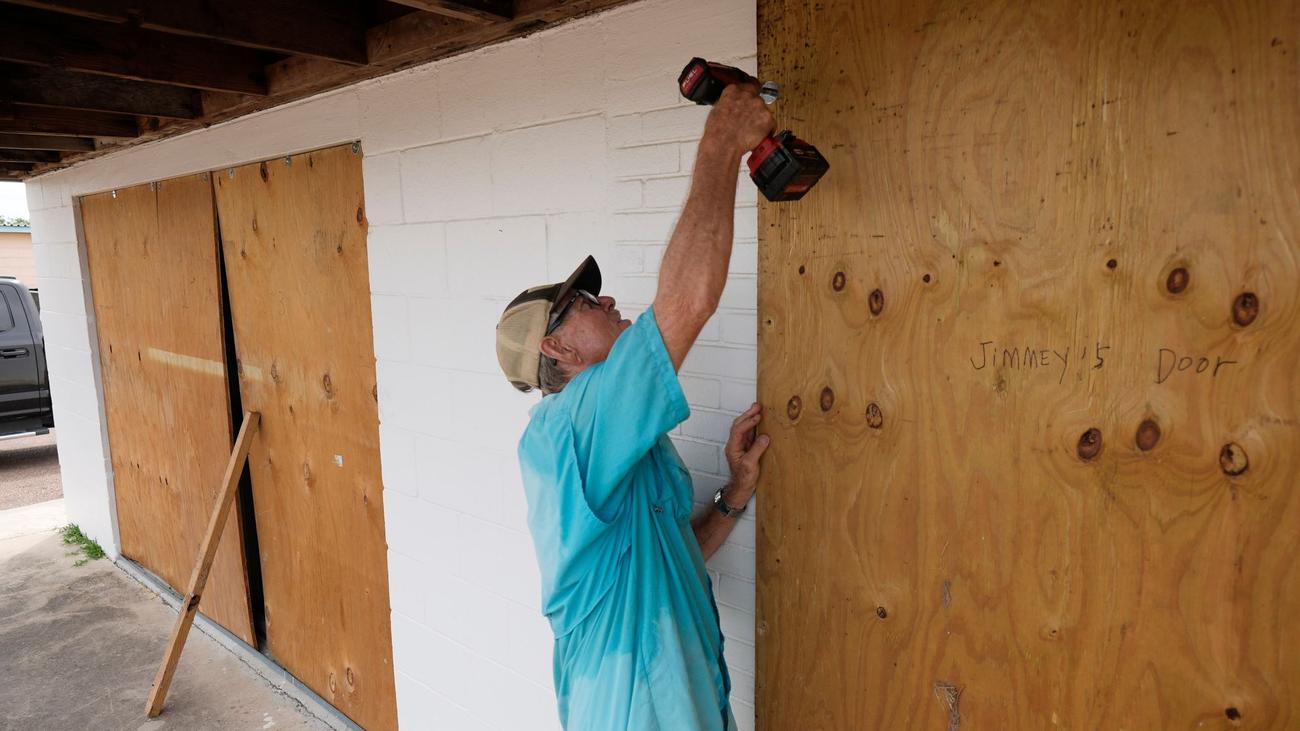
713,487,747,518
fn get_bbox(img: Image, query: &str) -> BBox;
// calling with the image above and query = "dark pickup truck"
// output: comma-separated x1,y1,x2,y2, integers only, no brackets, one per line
0,276,53,438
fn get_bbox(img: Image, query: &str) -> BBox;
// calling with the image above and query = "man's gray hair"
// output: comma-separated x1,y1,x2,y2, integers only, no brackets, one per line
538,355,571,395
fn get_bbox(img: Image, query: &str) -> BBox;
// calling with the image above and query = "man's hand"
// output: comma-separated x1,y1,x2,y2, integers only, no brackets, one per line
723,402,771,506
702,84,776,158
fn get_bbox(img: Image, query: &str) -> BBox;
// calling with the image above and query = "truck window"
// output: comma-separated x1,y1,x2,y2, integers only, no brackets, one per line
0,286,14,332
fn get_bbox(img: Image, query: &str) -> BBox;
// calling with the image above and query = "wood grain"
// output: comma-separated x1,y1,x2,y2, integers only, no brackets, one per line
213,144,396,731
147,411,260,718
755,1,1300,729
81,174,255,647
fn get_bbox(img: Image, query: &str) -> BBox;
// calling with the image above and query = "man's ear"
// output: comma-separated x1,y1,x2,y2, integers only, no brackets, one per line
540,335,581,366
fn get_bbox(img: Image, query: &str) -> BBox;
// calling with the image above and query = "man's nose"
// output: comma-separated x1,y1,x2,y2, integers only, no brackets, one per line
598,295,616,310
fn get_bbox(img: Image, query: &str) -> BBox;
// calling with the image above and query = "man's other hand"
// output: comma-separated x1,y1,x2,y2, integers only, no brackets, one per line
724,402,770,504
702,84,776,158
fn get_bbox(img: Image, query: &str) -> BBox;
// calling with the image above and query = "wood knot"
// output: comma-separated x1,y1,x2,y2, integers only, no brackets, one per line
831,271,846,291
322,372,335,399
819,387,835,411
1225,707,1241,722
270,362,282,384
797,265,806,275
865,402,883,429
328,672,338,694
875,606,888,619
1166,266,1189,294
786,396,802,421
356,205,365,225
1219,442,1249,476
868,288,885,316
1231,292,1258,327
922,273,931,283
1106,258,1118,270
259,162,269,182
1077,428,1103,461
345,666,356,691
1135,419,1161,451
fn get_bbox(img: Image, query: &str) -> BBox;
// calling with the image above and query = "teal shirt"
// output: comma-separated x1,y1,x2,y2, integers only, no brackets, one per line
518,307,733,730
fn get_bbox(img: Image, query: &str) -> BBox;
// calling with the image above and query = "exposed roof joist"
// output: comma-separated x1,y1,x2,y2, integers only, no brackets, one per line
1,163,36,180
0,64,202,119
0,149,62,163
0,104,139,139
7,0,643,180
385,0,512,24
0,4,270,94
0,133,96,152
0,0,370,64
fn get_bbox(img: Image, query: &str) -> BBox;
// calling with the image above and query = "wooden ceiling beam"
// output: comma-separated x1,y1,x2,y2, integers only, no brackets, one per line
384,0,513,24
0,133,95,151
0,64,202,119
0,149,60,163
0,104,139,139
0,0,369,65
0,5,269,94
34,0,641,174
0,162,36,179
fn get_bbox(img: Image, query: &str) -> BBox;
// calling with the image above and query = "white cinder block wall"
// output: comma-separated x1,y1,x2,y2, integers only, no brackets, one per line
25,0,760,728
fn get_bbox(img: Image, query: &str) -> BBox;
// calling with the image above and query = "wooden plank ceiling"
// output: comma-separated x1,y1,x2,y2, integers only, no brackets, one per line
0,0,638,180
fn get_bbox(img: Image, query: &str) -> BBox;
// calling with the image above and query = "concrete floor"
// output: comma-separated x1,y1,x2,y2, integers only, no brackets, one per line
0,431,62,510
0,530,331,731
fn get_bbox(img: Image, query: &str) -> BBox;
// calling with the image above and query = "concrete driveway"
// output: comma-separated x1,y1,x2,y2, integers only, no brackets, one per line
0,530,332,731
0,431,62,510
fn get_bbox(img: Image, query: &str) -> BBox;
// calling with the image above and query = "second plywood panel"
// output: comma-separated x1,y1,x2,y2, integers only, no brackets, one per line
81,175,255,646
756,0,1300,728
213,145,395,731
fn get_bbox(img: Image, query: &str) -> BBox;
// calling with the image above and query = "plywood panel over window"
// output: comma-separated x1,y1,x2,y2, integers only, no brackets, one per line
81,175,255,646
214,144,396,731
756,1,1300,728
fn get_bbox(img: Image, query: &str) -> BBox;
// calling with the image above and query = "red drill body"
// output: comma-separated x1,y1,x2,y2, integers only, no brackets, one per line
677,57,829,202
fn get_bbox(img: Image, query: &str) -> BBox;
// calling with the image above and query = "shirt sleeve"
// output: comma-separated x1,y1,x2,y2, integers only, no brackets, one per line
564,306,690,522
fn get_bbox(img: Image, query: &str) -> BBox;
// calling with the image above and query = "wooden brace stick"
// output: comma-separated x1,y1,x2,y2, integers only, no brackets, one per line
145,411,261,717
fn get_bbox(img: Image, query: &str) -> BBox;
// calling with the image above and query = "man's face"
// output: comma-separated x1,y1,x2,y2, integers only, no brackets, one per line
551,290,631,366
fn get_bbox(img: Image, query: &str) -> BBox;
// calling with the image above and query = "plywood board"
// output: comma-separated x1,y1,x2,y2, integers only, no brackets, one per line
81,175,255,646
213,144,396,731
756,1,1300,728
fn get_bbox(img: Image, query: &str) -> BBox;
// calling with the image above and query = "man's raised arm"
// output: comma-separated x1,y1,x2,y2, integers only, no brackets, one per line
655,84,775,369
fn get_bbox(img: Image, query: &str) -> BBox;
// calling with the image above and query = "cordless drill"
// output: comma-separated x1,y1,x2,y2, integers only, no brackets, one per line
678,57,829,202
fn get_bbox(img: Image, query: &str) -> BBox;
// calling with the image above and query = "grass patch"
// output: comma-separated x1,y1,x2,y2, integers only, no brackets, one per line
60,524,105,567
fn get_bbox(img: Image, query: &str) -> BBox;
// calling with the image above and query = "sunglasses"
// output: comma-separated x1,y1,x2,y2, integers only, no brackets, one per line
546,289,600,336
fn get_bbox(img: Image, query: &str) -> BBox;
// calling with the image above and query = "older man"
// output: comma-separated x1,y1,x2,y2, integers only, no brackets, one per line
495,83,774,730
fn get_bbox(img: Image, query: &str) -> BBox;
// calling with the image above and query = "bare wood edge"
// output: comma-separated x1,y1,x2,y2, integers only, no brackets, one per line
386,0,512,24
23,0,641,179
144,410,261,718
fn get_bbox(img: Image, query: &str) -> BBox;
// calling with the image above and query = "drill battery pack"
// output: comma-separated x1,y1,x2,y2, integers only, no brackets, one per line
747,131,830,202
